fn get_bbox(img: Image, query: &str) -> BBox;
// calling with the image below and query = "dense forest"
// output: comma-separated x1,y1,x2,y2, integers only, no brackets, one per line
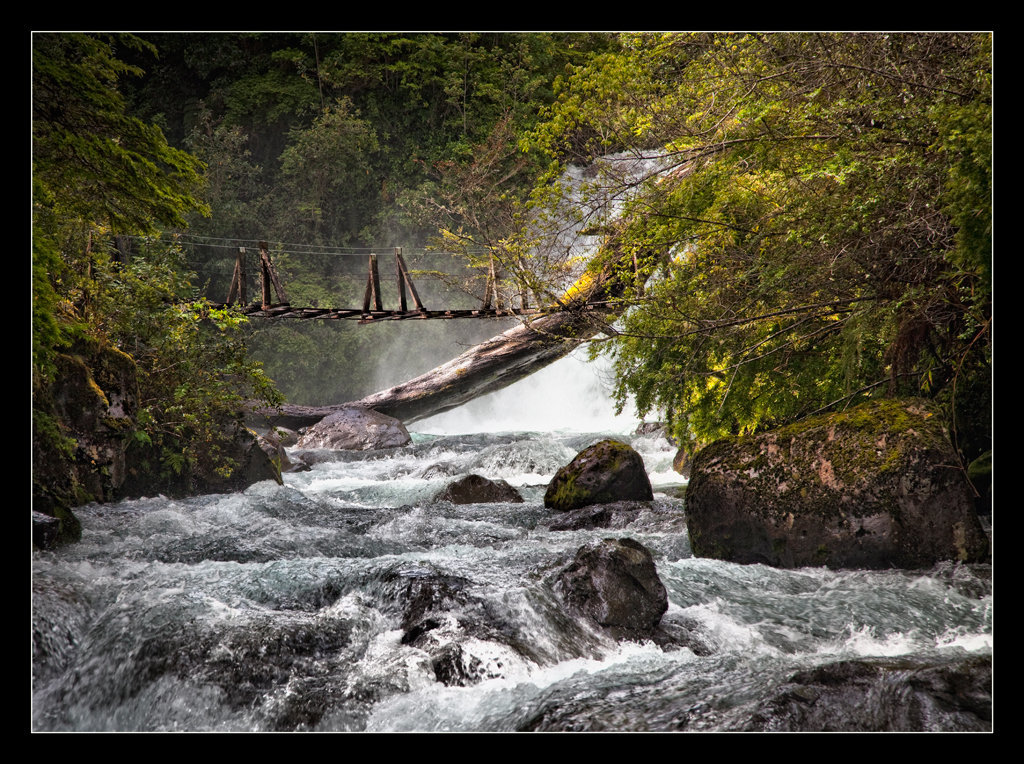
32,32,991,524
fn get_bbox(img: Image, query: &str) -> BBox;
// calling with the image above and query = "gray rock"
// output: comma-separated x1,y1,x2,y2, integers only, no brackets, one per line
267,426,299,447
296,406,411,451
554,537,668,640
32,511,66,551
546,501,646,531
685,398,990,569
739,655,991,731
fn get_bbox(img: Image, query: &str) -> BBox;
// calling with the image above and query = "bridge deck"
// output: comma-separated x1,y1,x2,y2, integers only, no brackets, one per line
209,302,593,323
209,245,606,324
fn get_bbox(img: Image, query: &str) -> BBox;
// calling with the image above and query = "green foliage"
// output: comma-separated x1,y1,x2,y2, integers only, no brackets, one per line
524,33,991,454
276,99,379,244
96,239,282,479
33,33,209,234
33,33,282,495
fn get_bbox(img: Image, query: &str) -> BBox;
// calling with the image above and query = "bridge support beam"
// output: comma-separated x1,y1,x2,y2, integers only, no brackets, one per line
259,241,288,309
226,247,248,305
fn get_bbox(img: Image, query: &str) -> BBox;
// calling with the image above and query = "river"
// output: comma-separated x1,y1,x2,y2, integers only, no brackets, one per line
31,353,992,732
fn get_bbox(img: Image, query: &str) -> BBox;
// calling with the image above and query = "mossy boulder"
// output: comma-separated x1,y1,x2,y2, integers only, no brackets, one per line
544,439,653,511
685,398,990,569
32,338,139,547
118,422,282,499
33,338,282,545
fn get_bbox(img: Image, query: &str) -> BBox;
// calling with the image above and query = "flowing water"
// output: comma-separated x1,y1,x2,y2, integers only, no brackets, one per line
31,353,992,732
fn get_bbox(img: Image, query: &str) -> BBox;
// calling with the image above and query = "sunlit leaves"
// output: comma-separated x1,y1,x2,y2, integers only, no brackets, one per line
530,32,991,449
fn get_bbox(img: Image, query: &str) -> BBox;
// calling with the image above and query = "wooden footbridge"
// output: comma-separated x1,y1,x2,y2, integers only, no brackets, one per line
209,241,586,324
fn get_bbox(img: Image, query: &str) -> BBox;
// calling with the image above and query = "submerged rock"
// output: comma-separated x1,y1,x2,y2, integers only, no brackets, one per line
554,537,668,641
394,570,549,686
296,406,411,451
544,439,653,511
740,655,992,732
685,398,990,569
433,474,524,504
546,501,646,531
32,511,75,551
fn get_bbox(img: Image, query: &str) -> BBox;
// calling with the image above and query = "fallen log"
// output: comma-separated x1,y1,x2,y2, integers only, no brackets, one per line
252,299,619,430
355,304,613,423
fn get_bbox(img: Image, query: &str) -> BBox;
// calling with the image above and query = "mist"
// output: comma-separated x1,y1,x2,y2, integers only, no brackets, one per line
414,346,640,436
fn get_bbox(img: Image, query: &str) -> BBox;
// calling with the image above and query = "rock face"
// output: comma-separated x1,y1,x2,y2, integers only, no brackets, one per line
32,340,140,546
32,338,284,549
295,405,411,450
554,538,668,640
544,439,653,511
685,398,990,569
433,474,524,504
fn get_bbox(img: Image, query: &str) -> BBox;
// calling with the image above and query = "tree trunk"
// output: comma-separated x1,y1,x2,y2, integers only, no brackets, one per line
356,306,613,423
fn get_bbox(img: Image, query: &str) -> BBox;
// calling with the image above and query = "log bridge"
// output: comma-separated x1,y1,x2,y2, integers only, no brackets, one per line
217,242,543,323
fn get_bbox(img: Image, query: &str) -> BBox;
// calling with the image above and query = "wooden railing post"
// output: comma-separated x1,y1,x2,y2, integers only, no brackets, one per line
363,253,382,316
259,240,288,309
395,248,407,313
227,247,248,305
239,248,248,305
395,247,425,313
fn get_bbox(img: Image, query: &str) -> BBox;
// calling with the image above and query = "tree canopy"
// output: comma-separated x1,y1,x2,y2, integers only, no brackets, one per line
513,32,991,457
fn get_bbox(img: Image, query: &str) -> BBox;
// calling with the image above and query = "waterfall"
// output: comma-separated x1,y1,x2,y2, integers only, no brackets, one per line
416,348,640,436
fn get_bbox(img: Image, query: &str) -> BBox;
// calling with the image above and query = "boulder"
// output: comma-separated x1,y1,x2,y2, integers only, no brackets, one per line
32,511,69,551
544,439,653,511
193,426,284,494
433,474,524,504
32,340,140,535
672,448,692,479
33,337,284,537
295,405,411,451
267,426,300,447
685,398,990,569
554,537,668,640
256,431,290,474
